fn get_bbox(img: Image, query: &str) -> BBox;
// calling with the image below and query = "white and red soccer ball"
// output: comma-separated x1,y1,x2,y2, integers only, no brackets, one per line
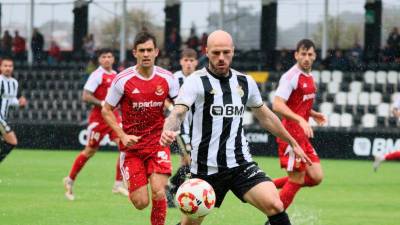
175,178,216,218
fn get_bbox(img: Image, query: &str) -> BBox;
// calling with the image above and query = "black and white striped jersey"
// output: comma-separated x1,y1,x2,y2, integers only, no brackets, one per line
173,70,194,144
0,75,20,120
175,67,264,175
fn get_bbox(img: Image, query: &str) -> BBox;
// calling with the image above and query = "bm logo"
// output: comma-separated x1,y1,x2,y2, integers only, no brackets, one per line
210,104,245,117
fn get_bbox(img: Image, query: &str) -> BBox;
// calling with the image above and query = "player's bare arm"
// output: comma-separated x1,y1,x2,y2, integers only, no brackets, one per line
252,104,312,165
18,96,27,107
160,105,188,146
310,109,326,125
101,102,140,147
82,90,103,107
273,95,314,138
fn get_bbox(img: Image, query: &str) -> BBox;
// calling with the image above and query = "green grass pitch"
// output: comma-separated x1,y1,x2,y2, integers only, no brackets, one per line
0,149,399,225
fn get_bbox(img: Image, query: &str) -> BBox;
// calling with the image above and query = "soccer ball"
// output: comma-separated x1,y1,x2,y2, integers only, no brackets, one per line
175,178,216,218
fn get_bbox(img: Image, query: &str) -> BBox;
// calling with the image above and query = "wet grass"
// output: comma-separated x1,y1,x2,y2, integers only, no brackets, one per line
0,149,399,225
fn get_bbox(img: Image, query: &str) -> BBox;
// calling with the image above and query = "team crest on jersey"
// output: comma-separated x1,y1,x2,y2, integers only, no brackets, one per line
237,85,244,97
155,85,164,96
107,78,111,83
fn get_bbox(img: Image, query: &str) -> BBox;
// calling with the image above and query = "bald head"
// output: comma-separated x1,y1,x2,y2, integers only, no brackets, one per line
207,30,234,49
206,30,235,76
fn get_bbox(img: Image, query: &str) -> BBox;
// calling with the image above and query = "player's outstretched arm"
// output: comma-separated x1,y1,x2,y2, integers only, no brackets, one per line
160,105,188,146
252,104,312,165
82,90,103,106
273,96,314,138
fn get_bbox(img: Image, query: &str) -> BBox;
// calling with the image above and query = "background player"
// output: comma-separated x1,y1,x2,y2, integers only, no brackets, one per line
160,30,311,225
166,48,198,207
0,57,27,163
102,32,179,225
272,39,326,210
63,49,127,201
373,96,400,171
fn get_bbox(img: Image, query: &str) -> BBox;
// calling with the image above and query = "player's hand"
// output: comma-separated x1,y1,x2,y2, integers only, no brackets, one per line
19,96,27,107
290,142,312,166
120,133,141,147
159,130,178,146
311,112,327,126
299,118,314,138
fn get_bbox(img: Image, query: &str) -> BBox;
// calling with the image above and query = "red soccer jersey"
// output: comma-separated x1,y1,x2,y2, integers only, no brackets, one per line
105,66,179,151
84,66,118,122
275,65,317,141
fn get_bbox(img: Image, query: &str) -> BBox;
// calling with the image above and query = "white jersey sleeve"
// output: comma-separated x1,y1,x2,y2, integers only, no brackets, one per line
167,75,180,100
275,72,299,101
83,69,102,93
247,76,264,108
105,77,125,107
175,75,199,108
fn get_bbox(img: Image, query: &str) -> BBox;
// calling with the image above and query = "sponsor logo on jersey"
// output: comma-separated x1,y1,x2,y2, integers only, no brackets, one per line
209,89,217,95
303,93,315,101
132,101,163,109
210,104,245,117
155,85,164,96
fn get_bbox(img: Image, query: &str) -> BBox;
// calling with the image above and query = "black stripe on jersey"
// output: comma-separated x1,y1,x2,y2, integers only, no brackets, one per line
217,79,233,171
189,104,195,141
0,81,4,119
197,76,214,175
234,75,249,165
178,77,184,87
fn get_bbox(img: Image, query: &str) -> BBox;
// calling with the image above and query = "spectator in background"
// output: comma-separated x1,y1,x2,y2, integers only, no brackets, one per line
186,27,199,52
165,27,181,59
348,42,363,70
1,30,13,57
48,40,61,65
387,27,400,56
12,31,26,61
200,32,208,56
275,49,293,72
83,34,95,60
31,28,44,63
329,49,349,71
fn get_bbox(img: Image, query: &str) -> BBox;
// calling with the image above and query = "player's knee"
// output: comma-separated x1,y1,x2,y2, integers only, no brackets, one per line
313,174,323,185
151,188,166,201
265,200,284,215
130,196,149,210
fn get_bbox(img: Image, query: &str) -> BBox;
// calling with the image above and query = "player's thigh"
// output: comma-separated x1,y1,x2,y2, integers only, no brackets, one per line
242,181,283,216
86,122,107,148
121,152,149,193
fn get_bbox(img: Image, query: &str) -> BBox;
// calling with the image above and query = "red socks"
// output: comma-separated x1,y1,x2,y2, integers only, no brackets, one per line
115,157,123,181
68,153,89,180
273,177,288,189
151,199,167,225
279,181,302,209
385,151,400,161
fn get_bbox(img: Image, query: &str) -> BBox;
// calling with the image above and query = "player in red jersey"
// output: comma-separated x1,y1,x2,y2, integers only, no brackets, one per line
373,96,400,171
272,39,326,210
63,49,128,201
102,32,179,225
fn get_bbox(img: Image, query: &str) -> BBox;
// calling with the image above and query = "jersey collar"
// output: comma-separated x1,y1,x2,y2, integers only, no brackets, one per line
206,67,232,81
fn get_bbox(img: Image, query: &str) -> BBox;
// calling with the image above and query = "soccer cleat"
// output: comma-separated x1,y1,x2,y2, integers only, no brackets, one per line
63,177,75,201
373,155,385,172
112,182,129,196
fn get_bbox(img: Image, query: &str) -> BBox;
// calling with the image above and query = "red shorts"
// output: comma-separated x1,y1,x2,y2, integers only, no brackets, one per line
278,138,320,172
86,121,119,148
120,146,172,193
